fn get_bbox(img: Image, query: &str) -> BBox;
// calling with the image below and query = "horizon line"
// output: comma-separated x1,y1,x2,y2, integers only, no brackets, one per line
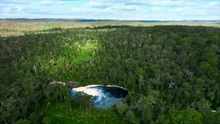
0,18,220,22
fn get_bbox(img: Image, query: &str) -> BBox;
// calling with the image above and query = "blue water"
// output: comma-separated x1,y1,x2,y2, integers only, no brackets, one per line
92,92,124,108
71,85,127,108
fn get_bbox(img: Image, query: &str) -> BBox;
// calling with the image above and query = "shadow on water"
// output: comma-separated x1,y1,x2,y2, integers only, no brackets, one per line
92,85,128,108
71,85,128,109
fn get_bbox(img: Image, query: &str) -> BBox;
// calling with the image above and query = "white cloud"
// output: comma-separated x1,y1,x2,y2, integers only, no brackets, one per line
0,0,219,20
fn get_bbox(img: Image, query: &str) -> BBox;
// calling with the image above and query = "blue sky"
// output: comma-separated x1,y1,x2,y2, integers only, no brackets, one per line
0,0,219,20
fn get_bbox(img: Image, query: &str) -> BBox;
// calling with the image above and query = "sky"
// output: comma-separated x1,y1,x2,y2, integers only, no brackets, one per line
0,0,220,20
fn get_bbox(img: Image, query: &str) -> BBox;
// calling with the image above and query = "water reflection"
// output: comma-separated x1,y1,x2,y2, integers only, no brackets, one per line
71,85,128,108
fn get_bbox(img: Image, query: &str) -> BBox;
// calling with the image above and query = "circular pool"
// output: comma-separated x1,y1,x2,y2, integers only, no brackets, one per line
71,85,128,108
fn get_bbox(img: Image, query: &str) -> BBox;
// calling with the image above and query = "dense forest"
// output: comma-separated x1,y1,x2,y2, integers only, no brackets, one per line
0,26,220,124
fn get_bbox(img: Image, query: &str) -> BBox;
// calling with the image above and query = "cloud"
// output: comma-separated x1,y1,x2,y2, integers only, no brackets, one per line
0,0,29,5
59,0,81,1
0,0,219,20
